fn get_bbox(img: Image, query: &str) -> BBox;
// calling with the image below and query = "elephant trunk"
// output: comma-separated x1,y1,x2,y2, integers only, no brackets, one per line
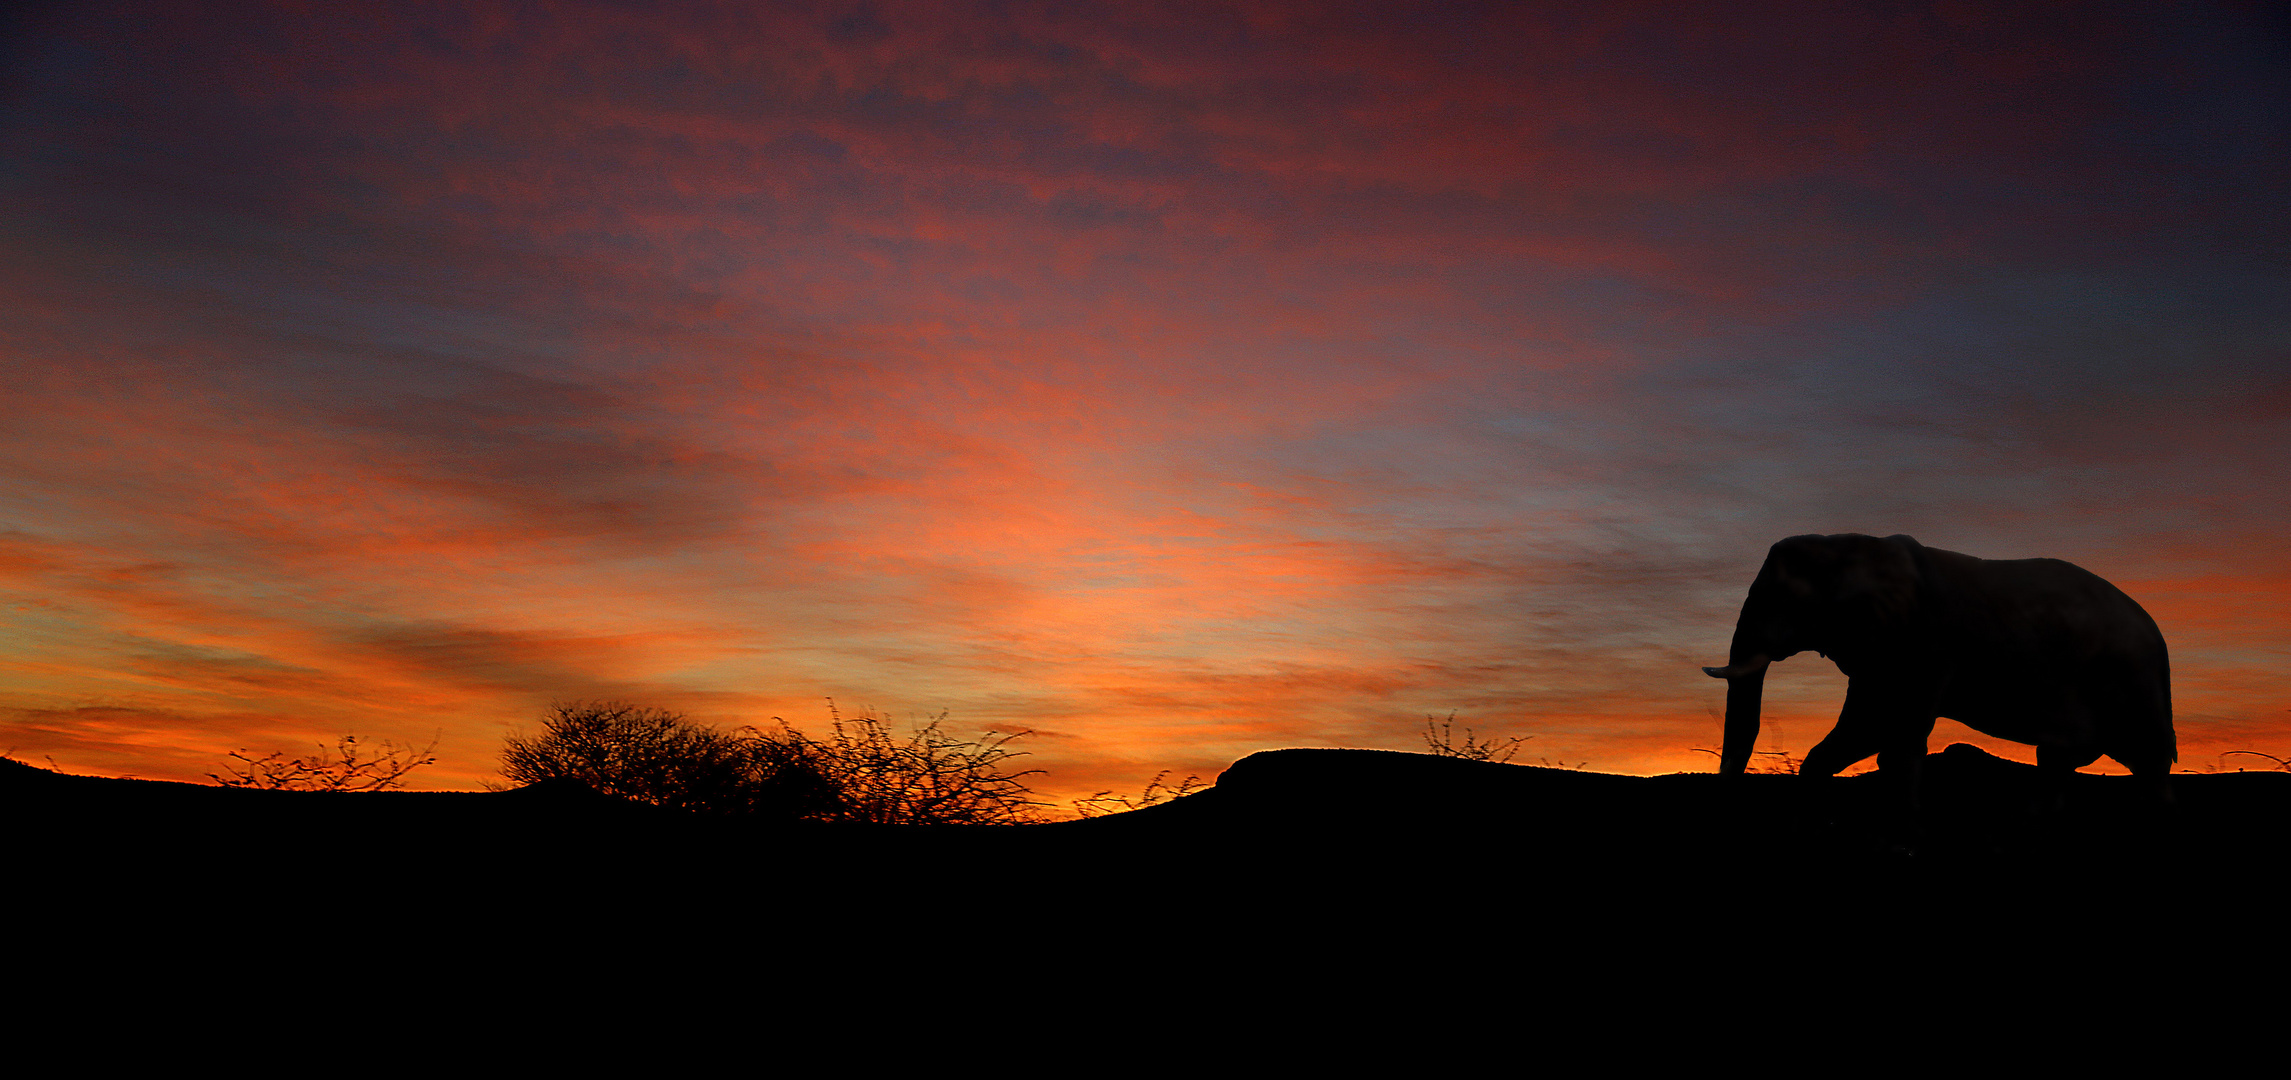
1702,648,1772,776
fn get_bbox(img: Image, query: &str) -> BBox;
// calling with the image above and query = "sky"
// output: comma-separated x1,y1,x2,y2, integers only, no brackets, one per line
2,0,2285,803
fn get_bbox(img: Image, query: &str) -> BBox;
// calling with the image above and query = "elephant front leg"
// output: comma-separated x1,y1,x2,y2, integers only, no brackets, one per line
1803,680,1904,778
1797,683,1933,855
1805,680,1938,804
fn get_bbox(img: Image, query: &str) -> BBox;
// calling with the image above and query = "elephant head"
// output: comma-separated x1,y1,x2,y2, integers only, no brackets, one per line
1702,534,1922,776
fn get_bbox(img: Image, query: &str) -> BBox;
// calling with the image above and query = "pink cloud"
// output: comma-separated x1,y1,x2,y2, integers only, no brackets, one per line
4,0,2283,795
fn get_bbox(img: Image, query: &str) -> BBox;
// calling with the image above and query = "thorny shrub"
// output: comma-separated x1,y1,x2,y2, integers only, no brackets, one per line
499,700,1049,824
811,702,1049,825
499,702,844,819
1689,746,1804,774
210,733,440,792
1421,713,1530,763
1073,770,1208,818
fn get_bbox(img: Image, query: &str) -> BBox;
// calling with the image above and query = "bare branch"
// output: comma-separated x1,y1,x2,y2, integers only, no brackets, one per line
1073,770,1208,818
210,733,439,792
1421,713,1531,763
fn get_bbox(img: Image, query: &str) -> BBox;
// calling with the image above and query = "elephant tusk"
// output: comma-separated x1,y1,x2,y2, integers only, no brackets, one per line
1702,656,1772,680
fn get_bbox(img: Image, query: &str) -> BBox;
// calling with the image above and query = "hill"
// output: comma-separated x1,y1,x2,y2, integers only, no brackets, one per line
10,745,2285,996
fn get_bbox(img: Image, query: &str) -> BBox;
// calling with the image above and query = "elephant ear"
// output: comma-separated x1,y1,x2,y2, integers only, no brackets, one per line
1762,535,1831,603
1830,534,1921,630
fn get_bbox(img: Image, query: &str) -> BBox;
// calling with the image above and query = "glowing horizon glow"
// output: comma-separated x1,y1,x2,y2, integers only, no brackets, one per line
3,1,2285,803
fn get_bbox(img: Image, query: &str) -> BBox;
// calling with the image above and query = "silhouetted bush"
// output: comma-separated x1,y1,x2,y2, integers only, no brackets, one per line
1073,770,1207,818
499,701,1048,824
500,703,845,819
2219,751,2291,772
211,733,439,792
811,703,1048,825
1421,713,1529,763
1689,746,1802,774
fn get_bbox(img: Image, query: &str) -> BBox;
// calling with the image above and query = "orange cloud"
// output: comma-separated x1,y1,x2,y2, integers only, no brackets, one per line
5,0,2284,798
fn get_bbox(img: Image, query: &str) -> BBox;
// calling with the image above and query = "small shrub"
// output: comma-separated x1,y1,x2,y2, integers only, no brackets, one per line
810,702,1049,825
500,702,844,819
2217,751,2291,772
1421,713,1530,763
498,700,1049,825
1688,746,1803,774
1073,770,1207,818
1749,750,1803,775
211,733,439,792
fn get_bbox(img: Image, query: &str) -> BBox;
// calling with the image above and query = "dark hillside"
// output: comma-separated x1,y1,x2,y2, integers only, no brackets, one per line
11,745,2284,994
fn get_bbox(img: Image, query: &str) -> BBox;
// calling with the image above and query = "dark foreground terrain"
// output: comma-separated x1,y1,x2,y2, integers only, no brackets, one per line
11,744,2286,1014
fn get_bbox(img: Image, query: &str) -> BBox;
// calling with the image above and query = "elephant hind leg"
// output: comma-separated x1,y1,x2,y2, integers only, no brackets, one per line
2104,745,2178,807
1874,716,1937,815
2037,743,2103,771
2035,743,2101,812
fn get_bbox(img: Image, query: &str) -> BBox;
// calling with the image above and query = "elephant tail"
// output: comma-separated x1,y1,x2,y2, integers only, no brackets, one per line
2125,655,2175,772
2161,658,2177,765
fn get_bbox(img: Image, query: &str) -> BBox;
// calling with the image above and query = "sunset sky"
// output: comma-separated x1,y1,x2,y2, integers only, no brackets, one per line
3,1,2285,802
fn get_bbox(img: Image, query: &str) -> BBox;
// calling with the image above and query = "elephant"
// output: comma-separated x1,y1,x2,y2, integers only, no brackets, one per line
1701,533,2174,795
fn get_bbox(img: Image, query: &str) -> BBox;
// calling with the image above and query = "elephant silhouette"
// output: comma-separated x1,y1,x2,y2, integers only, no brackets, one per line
1702,533,2174,797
